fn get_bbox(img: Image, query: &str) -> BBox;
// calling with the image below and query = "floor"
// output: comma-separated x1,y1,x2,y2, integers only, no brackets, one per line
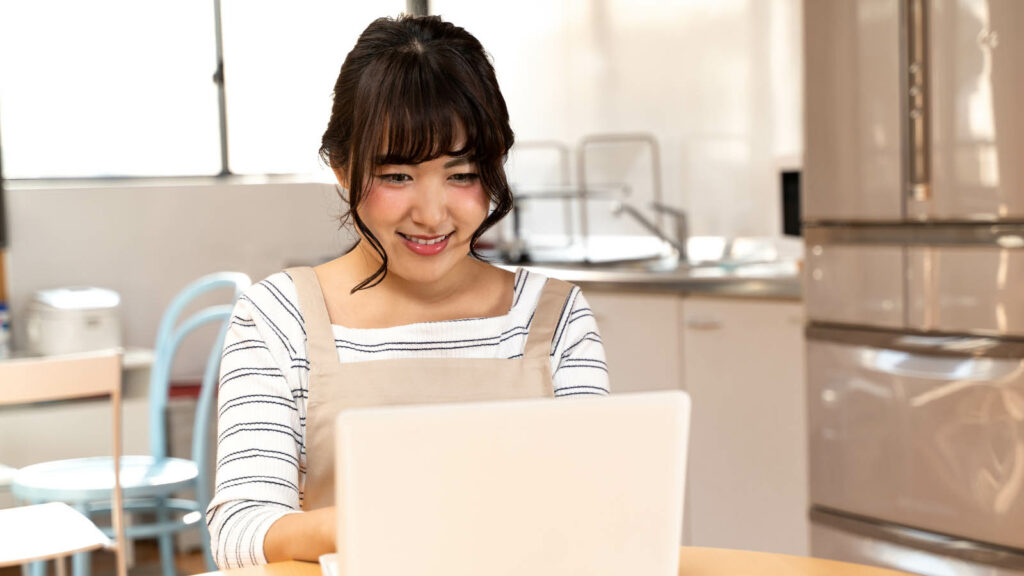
0,541,210,576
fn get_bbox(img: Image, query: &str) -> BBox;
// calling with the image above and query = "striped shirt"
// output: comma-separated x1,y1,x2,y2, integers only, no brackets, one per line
206,267,609,568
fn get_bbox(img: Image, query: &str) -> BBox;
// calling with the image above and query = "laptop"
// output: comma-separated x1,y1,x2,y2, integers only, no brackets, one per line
323,390,690,576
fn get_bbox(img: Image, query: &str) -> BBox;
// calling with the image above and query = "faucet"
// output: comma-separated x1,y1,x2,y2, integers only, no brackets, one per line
611,201,689,262
578,132,665,246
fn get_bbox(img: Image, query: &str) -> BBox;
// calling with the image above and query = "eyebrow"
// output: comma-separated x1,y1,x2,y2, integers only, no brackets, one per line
443,157,472,168
374,154,474,167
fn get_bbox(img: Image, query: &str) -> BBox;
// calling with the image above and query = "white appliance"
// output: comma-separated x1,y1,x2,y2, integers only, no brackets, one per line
804,1,1024,575
25,287,122,356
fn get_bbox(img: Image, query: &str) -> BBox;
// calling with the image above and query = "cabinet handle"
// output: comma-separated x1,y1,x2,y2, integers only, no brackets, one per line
685,317,722,330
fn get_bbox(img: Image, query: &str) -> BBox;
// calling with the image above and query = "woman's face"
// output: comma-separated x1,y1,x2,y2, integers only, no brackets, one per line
343,154,489,286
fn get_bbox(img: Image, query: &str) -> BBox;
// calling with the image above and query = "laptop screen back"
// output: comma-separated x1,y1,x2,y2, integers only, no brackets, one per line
333,391,690,576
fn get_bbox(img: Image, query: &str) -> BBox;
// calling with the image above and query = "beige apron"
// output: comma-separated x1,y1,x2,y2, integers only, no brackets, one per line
286,266,574,510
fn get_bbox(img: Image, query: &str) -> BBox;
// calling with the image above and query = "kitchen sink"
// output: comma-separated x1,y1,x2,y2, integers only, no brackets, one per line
482,235,782,274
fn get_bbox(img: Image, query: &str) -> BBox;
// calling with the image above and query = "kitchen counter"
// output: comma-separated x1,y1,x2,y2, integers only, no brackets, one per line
501,260,803,300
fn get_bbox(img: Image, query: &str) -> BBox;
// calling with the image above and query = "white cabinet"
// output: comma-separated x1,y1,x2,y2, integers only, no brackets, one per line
682,297,807,555
581,288,807,554
583,290,684,394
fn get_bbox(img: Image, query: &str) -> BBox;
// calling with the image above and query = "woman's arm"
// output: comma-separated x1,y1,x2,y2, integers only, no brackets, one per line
206,282,309,568
263,505,336,562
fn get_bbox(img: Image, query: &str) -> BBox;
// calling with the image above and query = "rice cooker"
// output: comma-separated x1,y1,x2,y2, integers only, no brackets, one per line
25,287,122,356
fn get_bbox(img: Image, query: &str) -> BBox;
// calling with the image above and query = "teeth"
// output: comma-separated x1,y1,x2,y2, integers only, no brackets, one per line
403,233,449,246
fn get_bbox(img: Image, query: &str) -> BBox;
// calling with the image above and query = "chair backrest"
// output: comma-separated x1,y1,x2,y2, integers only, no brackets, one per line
148,272,251,461
0,351,127,576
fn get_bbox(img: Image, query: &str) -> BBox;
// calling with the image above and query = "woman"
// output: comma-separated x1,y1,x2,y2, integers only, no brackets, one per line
206,14,609,568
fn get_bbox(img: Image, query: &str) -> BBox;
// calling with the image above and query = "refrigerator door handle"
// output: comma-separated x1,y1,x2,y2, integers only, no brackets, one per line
904,0,931,203
806,324,1024,360
811,508,1024,570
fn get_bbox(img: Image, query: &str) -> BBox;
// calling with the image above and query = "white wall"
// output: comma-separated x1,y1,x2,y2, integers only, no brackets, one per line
2,0,805,375
434,0,804,238
6,179,353,378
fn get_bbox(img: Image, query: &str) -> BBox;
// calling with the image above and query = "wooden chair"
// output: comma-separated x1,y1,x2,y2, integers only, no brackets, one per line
12,271,250,576
0,351,127,576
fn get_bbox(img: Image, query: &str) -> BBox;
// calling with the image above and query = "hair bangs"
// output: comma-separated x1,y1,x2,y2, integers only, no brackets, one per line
378,108,475,166
372,60,496,167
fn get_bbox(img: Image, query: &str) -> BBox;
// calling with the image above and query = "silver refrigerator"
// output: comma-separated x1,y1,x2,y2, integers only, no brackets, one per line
803,1,1024,574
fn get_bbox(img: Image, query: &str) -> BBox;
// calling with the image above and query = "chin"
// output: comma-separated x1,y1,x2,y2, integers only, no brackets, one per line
388,253,468,285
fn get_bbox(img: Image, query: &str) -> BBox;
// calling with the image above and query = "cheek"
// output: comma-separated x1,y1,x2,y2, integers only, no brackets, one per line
450,187,490,221
360,188,407,226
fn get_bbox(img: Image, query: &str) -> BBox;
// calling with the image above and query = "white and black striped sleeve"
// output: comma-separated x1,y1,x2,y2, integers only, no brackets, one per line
206,293,303,569
550,288,610,397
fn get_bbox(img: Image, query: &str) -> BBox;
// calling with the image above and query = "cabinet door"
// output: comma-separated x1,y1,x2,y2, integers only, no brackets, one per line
804,0,903,222
682,297,808,555
583,290,683,394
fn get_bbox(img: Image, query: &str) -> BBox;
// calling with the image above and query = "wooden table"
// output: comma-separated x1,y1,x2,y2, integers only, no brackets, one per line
199,547,914,576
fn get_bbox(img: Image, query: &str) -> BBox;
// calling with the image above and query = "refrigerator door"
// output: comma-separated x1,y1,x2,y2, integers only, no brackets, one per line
804,0,904,223
908,241,1024,336
908,0,1024,221
804,229,906,328
811,509,1024,576
808,327,1024,550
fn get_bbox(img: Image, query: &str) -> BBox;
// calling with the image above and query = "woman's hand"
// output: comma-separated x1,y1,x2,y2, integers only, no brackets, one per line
264,506,337,563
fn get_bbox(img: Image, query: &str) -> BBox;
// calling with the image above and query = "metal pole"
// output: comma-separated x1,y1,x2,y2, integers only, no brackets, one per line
213,0,230,175
407,0,429,16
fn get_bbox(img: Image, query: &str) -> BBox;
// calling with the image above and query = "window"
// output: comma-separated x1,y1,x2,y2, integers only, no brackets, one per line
220,0,405,175
0,1,406,179
0,1,221,178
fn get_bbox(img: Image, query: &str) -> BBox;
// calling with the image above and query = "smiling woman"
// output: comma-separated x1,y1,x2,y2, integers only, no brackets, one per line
205,14,610,569
318,11,515,293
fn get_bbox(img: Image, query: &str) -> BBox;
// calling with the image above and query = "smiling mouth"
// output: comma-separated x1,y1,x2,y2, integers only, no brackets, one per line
397,232,454,246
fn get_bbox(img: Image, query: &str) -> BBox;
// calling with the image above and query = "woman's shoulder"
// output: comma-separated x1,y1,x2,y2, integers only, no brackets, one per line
231,270,305,332
507,266,583,315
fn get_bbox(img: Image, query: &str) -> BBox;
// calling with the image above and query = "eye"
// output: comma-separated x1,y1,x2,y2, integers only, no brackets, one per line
378,173,411,184
449,173,479,185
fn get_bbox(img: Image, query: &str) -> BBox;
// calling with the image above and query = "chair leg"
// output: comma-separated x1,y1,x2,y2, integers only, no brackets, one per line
70,504,91,576
27,560,45,576
70,553,89,576
157,500,177,576
25,499,48,576
54,556,67,576
199,521,217,572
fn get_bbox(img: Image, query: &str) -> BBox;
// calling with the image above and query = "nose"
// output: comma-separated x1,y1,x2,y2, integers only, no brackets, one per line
410,178,448,230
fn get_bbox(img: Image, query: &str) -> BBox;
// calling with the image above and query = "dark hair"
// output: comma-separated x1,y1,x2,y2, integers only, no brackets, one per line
319,14,515,292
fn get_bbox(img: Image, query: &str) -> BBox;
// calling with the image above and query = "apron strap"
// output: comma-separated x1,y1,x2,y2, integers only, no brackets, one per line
285,266,340,370
522,278,576,362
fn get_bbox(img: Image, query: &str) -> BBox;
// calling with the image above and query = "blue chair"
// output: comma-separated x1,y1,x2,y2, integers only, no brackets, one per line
12,271,251,576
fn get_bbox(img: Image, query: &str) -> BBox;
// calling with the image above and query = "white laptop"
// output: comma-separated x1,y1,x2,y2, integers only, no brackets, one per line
323,391,690,576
